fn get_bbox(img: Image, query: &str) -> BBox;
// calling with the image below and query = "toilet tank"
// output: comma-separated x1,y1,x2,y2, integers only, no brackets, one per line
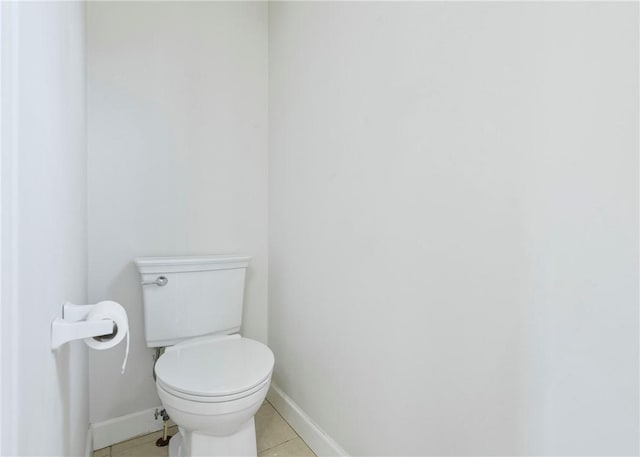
134,255,251,348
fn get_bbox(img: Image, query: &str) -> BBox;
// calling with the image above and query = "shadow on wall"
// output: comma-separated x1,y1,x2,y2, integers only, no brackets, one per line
55,341,89,456
55,345,72,456
91,261,159,420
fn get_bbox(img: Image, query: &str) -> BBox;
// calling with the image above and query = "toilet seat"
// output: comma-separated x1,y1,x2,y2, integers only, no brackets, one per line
158,375,271,403
155,334,274,402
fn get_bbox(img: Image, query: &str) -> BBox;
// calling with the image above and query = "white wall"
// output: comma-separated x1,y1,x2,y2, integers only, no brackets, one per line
87,2,268,424
2,2,89,455
269,3,638,456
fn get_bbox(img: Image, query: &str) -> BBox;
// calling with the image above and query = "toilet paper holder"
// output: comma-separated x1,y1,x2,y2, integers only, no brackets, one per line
51,303,115,350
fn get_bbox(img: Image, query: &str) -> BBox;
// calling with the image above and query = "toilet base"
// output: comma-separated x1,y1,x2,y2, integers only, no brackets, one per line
169,433,182,457
169,418,257,457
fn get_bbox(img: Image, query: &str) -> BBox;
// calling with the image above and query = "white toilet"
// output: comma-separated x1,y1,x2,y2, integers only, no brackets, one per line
135,255,274,457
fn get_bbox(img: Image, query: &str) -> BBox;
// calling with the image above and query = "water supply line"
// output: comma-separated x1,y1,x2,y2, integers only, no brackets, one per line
154,408,172,447
152,347,173,447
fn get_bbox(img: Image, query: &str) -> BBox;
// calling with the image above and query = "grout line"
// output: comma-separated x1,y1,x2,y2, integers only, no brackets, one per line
258,399,301,454
261,399,316,456
259,436,299,454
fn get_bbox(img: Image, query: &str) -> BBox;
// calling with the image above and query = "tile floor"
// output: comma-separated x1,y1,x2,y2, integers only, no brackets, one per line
94,400,315,457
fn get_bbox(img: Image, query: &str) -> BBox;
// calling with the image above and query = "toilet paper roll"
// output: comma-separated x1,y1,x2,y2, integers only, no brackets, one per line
84,300,130,374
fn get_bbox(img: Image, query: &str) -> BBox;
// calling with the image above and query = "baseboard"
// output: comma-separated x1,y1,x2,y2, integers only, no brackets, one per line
267,383,349,457
84,428,93,457
91,387,347,454
91,406,173,450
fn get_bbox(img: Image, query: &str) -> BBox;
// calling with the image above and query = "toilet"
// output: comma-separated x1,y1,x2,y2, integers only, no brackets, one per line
135,255,274,457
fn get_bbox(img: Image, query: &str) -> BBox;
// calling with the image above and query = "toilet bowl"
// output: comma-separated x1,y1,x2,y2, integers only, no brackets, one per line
155,334,274,457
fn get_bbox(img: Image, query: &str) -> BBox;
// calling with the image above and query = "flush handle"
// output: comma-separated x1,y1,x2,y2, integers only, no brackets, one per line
142,276,168,287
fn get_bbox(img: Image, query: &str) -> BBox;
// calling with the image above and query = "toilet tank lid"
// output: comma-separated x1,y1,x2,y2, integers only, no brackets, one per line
134,254,251,274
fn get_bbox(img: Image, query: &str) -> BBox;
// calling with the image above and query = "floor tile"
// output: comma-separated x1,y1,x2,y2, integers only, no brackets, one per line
258,437,315,457
107,400,314,457
111,438,169,457
111,429,171,457
93,447,111,457
255,401,298,452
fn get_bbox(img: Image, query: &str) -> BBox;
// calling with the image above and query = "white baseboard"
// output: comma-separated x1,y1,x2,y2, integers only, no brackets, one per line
267,383,349,457
91,406,171,450
91,387,347,455
84,428,93,457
